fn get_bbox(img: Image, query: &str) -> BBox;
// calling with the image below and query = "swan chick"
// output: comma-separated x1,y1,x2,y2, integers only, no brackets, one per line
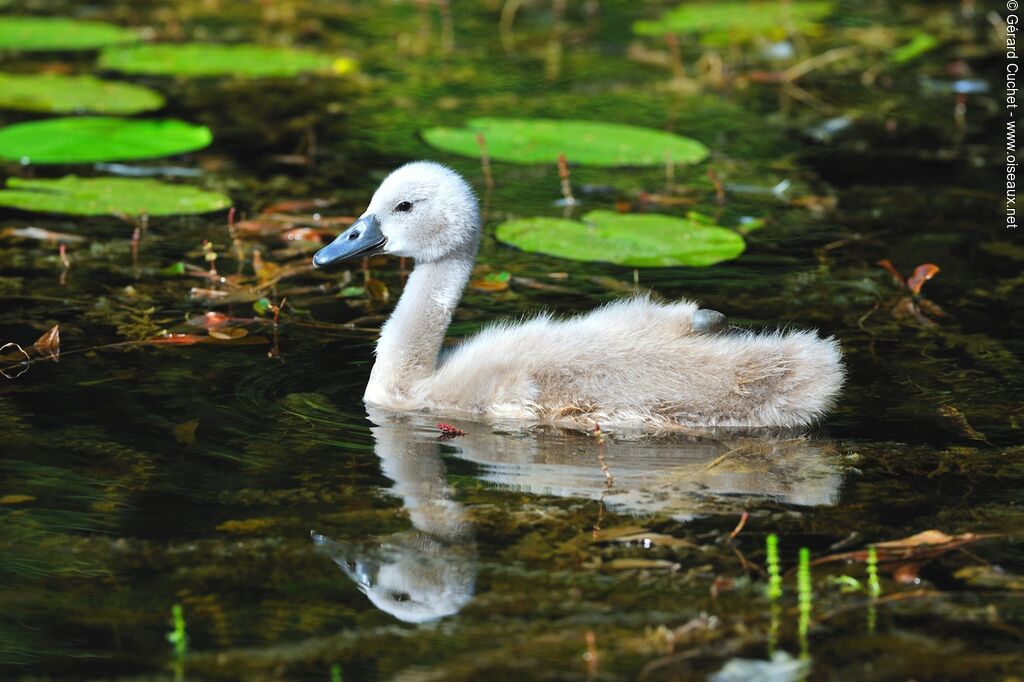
313,161,844,429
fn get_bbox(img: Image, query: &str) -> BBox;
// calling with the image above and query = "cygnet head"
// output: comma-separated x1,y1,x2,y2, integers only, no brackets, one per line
313,161,479,268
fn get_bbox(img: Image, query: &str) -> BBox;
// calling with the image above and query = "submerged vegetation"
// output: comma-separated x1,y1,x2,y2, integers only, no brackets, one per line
0,0,1017,680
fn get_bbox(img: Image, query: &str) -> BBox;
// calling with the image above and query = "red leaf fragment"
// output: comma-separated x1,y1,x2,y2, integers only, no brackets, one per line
876,259,904,286
906,263,940,295
437,422,466,439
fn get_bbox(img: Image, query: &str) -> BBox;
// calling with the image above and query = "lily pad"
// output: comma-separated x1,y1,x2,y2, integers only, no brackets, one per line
0,176,231,216
0,73,164,114
634,1,833,37
99,43,355,78
0,17,138,51
0,117,212,164
422,118,708,167
496,210,745,267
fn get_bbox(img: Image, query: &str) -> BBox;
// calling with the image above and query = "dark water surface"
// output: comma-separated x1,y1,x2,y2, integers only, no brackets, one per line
1,1,1021,680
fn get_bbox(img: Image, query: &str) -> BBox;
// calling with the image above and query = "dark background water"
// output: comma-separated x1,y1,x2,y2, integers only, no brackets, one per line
1,1,1021,680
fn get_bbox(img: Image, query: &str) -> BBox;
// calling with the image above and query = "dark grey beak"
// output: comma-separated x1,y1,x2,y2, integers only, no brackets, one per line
312,531,380,592
312,214,387,268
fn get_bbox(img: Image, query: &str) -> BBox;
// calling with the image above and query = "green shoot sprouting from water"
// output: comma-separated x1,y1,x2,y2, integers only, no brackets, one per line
866,545,881,598
166,604,187,660
866,544,880,634
330,663,344,682
797,547,812,659
766,533,782,600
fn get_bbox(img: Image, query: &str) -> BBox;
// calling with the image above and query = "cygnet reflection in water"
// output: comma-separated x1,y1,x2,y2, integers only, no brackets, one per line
313,408,844,622
313,415,477,624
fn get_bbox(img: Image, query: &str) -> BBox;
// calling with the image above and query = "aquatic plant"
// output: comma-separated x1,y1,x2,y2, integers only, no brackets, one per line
0,117,212,165
765,533,782,600
0,17,138,51
495,211,745,267
422,118,708,167
99,43,355,78
166,604,187,659
797,547,812,658
0,74,164,115
866,546,881,598
0,176,231,217
330,663,343,682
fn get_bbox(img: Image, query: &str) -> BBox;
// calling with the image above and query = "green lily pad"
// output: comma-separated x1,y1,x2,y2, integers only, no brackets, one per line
634,1,833,37
0,73,164,114
496,210,745,267
0,176,231,216
0,17,138,51
0,117,212,164
422,118,708,167
99,43,355,78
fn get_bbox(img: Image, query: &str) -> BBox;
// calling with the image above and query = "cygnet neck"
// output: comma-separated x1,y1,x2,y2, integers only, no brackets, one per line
364,252,474,404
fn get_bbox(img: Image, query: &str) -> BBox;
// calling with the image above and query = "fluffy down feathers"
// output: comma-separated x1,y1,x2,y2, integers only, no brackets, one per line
398,295,843,429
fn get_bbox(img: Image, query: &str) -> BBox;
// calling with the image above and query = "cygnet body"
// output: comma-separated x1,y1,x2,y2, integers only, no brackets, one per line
313,161,843,428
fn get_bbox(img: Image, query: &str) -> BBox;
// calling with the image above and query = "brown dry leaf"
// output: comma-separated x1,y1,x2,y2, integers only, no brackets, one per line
936,404,987,442
208,327,249,340
954,565,1024,590
907,263,940,295
216,518,276,533
603,558,679,571
877,259,904,286
791,194,838,215
174,419,199,445
599,531,696,550
252,250,282,284
591,525,651,541
189,288,230,301
33,324,60,363
873,530,961,550
1,226,86,243
260,198,334,215
234,219,291,237
0,494,36,505
281,227,322,243
813,530,993,585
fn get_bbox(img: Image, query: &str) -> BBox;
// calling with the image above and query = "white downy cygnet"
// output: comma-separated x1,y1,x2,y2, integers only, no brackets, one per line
313,162,844,429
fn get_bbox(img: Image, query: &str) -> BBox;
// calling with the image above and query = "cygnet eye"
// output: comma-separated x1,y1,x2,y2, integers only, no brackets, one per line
390,591,411,602
395,201,413,213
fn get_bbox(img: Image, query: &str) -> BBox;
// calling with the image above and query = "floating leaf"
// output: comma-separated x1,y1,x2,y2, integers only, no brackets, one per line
99,43,354,78
0,17,138,52
0,73,164,114
0,116,212,165
0,176,231,217
470,270,511,292
0,494,35,505
173,419,199,445
423,118,708,167
634,1,833,38
159,261,186,277
890,32,939,64
496,210,744,267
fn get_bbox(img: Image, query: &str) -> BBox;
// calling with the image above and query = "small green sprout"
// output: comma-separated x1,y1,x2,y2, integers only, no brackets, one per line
797,547,812,659
330,663,344,682
867,545,881,598
765,533,782,600
166,604,187,659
